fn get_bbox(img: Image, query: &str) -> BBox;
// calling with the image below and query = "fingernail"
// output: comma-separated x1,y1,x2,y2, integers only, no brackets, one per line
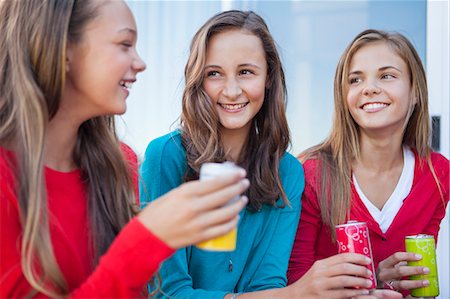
367,270,372,276
365,257,371,264
360,290,369,295
242,179,250,187
423,267,430,274
423,280,430,286
415,254,422,259
366,279,372,287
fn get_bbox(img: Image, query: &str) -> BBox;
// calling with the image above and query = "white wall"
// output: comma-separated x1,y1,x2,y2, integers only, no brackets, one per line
427,1,449,298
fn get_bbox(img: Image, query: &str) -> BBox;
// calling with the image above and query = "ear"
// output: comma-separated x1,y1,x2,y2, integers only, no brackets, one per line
65,43,74,72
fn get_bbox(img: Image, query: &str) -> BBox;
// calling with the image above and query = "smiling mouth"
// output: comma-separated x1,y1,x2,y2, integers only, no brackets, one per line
361,102,389,112
219,102,249,111
119,80,134,90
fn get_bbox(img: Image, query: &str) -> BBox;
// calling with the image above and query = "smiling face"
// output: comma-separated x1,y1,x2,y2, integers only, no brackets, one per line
346,41,414,136
63,0,146,120
202,29,267,139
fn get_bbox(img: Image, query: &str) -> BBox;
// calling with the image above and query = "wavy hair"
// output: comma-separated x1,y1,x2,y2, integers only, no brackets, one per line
301,29,441,240
180,10,290,211
0,1,137,296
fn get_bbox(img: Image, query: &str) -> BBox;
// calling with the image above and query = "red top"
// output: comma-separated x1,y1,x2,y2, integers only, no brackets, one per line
0,145,174,298
287,151,449,284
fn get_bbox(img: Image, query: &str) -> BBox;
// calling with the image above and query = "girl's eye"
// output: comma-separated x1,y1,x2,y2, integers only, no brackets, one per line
381,74,395,79
207,71,220,77
349,77,361,84
121,42,132,48
239,69,253,75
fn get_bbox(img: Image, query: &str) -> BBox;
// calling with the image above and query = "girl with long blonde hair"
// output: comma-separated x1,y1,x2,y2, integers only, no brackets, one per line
288,29,449,297
0,1,248,297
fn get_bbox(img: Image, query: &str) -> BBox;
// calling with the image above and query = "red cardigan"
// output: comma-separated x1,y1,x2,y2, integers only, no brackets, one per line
287,151,449,284
0,145,174,298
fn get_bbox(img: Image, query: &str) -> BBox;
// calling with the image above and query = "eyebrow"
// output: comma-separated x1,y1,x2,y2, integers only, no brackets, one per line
118,28,137,36
204,63,262,69
348,65,402,76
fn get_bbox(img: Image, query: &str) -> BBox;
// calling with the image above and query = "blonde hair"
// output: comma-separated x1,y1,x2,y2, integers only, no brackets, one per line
301,29,440,240
181,10,290,211
0,1,137,296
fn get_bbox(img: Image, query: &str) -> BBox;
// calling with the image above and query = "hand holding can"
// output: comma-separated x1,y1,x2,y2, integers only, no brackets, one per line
335,221,377,289
196,162,245,251
405,234,440,298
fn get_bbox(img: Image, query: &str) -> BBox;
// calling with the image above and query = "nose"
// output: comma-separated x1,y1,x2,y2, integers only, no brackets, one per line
222,77,242,99
132,51,147,73
362,79,381,96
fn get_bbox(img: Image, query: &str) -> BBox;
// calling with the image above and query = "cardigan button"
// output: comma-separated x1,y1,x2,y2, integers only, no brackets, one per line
381,237,387,241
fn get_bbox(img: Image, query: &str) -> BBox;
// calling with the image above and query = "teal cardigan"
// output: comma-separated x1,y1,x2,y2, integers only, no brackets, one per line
140,131,304,299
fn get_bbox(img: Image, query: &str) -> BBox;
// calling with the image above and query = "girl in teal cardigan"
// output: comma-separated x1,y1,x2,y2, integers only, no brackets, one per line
141,10,400,299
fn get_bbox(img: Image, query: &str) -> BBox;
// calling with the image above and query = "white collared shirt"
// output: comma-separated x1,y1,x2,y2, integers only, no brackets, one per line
353,146,415,233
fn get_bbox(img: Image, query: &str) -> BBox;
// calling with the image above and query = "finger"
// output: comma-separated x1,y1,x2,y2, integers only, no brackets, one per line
378,265,428,281
327,275,373,289
328,262,372,278
356,290,402,299
396,278,429,291
181,169,247,196
323,253,372,267
191,179,249,212
378,252,421,269
195,215,240,243
196,196,248,227
325,289,370,299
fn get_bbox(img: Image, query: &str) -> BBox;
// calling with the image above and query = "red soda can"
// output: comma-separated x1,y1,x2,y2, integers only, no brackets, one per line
335,221,377,289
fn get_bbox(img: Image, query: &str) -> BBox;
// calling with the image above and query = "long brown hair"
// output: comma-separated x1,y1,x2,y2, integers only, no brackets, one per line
0,1,137,296
181,10,290,211
301,29,438,240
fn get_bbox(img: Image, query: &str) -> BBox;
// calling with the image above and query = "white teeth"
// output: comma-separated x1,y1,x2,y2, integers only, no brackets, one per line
362,102,388,111
120,80,133,89
220,103,248,110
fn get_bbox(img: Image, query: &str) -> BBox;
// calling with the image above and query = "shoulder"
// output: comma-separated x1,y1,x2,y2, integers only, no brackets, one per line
144,130,184,159
0,147,16,184
429,152,449,172
280,152,304,178
120,142,138,166
279,153,304,210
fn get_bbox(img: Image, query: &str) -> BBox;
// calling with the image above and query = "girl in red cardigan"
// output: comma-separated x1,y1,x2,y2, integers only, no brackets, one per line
288,29,449,298
0,1,248,297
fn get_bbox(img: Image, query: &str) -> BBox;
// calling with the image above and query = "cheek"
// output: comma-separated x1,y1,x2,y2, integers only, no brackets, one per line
246,81,266,102
202,81,220,103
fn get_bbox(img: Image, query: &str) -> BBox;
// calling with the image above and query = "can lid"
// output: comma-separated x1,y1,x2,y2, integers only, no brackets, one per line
200,162,241,178
335,220,367,228
405,234,434,239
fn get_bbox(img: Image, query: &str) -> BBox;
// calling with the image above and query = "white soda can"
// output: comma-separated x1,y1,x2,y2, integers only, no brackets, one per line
196,162,243,251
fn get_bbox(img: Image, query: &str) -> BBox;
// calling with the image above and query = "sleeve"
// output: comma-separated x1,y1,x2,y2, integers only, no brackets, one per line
245,157,304,292
157,250,228,299
120,142,139,202
423,154,450,241
287,160,322,284
69,218,174,298
0,153,174,298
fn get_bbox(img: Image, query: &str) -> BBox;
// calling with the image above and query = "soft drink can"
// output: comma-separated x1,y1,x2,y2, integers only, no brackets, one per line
405,234,439,298
335,221,377,289
196,162,242,251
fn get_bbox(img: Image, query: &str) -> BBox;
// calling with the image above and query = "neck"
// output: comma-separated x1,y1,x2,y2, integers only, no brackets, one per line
220,126,251,162
44,106,82,172
356,131,404,173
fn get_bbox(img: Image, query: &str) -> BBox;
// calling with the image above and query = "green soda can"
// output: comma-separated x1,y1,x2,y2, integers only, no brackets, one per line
405,234,439,298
